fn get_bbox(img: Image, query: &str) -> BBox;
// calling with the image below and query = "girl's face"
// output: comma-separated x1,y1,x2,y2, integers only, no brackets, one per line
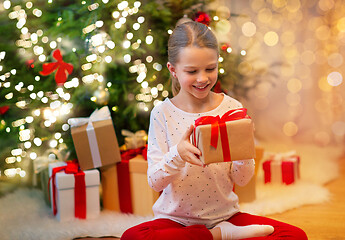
168,46,218,101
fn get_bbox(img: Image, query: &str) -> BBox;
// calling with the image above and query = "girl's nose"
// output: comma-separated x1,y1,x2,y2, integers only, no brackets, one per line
197,72,208,83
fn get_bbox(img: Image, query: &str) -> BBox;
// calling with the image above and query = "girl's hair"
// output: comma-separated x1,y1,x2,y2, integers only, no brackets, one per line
168,20,219,96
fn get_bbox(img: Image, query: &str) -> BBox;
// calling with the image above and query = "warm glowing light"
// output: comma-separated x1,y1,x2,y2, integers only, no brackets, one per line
327,72,343,87
283,121,298,136
287,78,302,93
216,20,231,33
264,31,279,46
242,22,257,37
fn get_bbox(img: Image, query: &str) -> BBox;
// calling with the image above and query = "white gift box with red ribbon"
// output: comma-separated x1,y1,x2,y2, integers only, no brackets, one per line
262,151,300,185
48,162,100,222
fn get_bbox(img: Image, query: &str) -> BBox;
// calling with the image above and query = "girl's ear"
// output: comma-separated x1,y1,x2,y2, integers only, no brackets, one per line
167,62,176,77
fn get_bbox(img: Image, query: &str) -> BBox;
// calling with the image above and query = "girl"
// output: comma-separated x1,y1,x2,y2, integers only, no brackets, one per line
121,21,308,240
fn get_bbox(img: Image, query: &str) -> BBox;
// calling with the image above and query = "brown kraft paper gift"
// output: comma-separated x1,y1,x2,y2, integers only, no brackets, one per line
69,107,121,171
192,118,256,165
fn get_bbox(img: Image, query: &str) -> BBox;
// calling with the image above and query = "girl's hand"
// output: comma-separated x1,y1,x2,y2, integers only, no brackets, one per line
177,125,204,167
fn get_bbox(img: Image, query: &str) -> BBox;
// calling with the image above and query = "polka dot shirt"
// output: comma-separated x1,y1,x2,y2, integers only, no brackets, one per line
147,94,255,229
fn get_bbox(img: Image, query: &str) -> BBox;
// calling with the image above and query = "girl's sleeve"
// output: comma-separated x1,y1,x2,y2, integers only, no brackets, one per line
146,110,186,192
229,159,255,186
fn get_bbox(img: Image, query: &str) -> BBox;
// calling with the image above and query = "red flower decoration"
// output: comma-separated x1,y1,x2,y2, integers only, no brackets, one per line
0,106,10,115
40,49,73,86
193,11,211,26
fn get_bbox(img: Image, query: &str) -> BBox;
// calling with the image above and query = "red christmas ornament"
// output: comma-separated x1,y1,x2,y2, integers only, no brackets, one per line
40,49,73,86
221,43,231,52
193,11,211,26
0,106,10,115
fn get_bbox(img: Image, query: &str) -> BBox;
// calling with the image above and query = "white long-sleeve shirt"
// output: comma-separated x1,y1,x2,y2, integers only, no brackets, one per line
147,94,255,229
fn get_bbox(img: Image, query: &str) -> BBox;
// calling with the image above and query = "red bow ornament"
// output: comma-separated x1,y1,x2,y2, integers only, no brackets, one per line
40,49,73,86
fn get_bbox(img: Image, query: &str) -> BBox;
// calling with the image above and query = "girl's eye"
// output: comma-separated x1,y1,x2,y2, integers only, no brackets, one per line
206,68,216,72
187,70,197,74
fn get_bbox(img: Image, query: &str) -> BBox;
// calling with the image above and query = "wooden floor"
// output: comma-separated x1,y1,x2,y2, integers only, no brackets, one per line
267,154,345,240
82,154,345,240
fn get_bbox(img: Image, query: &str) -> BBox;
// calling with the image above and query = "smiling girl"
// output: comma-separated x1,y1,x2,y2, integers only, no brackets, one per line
121,20,307,240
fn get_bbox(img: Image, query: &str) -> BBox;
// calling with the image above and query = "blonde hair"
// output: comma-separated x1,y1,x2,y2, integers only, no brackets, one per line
168,21,219,96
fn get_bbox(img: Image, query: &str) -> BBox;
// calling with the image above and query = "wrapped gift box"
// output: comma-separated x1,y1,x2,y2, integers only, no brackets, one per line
234,146,264,203
49,162,100,221
262,154,300,185
69,106,121,171
100,164,120,211
129,155,160,215
192,108,255,165
100,151,159,215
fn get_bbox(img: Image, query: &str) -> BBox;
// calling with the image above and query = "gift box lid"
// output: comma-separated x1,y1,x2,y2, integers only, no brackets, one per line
49,162,100,190
55,170,100,190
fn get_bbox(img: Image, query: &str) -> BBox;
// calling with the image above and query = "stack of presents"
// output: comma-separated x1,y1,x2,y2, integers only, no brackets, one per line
34,107,300,222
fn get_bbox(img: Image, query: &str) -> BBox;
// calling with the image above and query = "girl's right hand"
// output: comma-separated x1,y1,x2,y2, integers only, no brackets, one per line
177,125,204,167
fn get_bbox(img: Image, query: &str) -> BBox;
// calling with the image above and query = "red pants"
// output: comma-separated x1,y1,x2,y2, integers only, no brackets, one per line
121,212,308,240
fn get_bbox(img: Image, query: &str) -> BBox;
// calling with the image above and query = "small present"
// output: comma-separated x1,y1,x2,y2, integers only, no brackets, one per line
121,129,148,150
68,106,121,171
100,146,159,215
192,108,256,165
234,146,264,203
48,161,100,222
128,154,160,215
262,151,300,185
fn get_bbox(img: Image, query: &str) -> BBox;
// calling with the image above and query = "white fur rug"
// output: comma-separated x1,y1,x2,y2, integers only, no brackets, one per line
0,144,341,240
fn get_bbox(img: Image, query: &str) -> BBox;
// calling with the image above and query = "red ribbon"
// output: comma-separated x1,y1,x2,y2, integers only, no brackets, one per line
120,145,147,161
116,146,147,213
194,108,248,162
40,49,73,85
263,160,272,184
49,160,86,219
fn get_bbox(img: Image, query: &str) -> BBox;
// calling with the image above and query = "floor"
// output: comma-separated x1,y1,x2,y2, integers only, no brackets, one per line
80,153,345,240
266,154,345,240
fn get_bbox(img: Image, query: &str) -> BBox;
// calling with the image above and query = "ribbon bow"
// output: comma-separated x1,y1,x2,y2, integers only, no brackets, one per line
120,145,147,161
40,49,73,86
68,106,111,127
121,129,148,150
49,160,86,219
195,108,248,149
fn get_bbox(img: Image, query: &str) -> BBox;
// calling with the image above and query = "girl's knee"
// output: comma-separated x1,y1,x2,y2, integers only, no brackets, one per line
293,227,308,240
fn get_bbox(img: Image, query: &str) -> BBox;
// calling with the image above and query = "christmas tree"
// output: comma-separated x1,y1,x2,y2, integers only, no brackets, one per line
0,0,269,185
